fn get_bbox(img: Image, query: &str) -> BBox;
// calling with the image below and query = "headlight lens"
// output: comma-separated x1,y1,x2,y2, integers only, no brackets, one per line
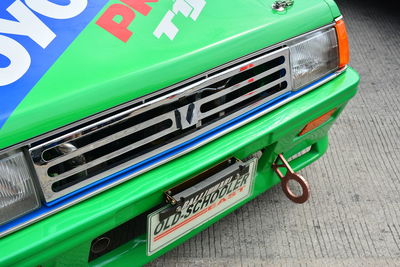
289,27,339,90
0,151,40,225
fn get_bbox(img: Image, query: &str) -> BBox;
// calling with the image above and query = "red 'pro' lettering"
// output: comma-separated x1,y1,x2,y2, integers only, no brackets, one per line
96,4,135,42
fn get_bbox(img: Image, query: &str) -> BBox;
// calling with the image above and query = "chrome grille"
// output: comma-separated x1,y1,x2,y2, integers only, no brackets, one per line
30,47,291,202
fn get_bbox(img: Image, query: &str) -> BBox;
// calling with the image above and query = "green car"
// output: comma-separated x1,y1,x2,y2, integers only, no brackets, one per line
0,0,359,265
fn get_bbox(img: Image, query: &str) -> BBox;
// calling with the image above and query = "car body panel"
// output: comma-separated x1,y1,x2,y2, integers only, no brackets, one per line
0,0,334,150
323,0,342,17
0,67,360,266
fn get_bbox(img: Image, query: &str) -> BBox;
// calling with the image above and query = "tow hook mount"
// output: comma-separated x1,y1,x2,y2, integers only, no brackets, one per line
272,154,310,204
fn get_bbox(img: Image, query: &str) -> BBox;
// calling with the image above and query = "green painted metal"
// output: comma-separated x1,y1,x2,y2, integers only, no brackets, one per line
323,0,342,18
0,67,360,266
0,0,335,150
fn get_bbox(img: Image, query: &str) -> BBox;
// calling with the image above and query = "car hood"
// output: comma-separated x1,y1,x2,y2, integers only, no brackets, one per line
0,0,336,150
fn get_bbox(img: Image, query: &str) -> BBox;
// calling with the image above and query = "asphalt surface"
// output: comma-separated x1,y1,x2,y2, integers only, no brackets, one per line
149,1,400,266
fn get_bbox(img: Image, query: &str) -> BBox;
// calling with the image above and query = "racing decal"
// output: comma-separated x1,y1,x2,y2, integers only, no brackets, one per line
0,0,109,128
96,0,159,43
154,0,206,40
95,0,206,42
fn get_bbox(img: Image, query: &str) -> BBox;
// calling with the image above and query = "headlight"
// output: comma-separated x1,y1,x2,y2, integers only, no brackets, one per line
0,151,40,225
289,27,339,90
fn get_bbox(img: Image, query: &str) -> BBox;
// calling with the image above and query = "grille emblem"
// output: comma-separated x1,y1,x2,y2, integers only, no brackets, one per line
175,103,199,129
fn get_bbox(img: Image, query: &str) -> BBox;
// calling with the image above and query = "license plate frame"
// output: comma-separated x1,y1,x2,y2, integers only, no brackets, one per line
147,157,258,255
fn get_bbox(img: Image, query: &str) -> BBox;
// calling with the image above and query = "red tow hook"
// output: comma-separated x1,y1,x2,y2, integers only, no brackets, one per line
272,154,310,204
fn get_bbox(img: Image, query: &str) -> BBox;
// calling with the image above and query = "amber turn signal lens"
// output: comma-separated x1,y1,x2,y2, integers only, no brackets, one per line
335,19,350,68
299,109,337,136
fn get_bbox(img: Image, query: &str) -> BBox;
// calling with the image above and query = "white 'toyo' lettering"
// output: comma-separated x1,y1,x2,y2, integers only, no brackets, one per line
0,0,56,49
0,0,88,86
25,0,88,20
0,35,31,86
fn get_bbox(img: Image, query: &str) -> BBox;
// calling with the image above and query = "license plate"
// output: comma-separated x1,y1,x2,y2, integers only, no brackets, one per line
147,157,258,255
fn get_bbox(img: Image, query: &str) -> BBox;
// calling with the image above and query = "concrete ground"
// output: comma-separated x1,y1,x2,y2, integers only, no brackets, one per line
149,1,400,265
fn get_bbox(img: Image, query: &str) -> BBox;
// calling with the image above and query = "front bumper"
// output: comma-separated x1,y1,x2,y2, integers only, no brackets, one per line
0,68,359,267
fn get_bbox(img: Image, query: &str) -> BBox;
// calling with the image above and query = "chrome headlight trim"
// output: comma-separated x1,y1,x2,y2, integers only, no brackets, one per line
288,27,339,90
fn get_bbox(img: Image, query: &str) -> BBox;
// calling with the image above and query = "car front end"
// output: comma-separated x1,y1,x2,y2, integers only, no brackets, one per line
0,0,359,265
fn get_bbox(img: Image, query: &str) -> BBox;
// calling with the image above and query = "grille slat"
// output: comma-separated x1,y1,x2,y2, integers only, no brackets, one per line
200,76,288,118
176,49,286,98
197,64,285,106
47,119,176,182
44,114,175,168
30,46,292,202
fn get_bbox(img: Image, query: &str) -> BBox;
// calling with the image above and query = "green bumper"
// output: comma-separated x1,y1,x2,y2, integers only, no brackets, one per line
0,68,360,267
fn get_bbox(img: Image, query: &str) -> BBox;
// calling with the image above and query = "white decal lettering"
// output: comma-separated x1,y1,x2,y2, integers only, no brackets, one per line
154,0,206,40
184,0,206,20
153,11,178,40
0,35,31,86
0,0,56,49
172,0,193,17
25,0,88,20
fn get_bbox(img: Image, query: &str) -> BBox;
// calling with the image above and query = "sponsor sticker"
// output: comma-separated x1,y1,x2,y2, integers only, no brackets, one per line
147,158,257,255
0,0,109,128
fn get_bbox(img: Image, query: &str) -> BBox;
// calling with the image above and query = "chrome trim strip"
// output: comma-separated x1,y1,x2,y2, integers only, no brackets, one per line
335,15,343,21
